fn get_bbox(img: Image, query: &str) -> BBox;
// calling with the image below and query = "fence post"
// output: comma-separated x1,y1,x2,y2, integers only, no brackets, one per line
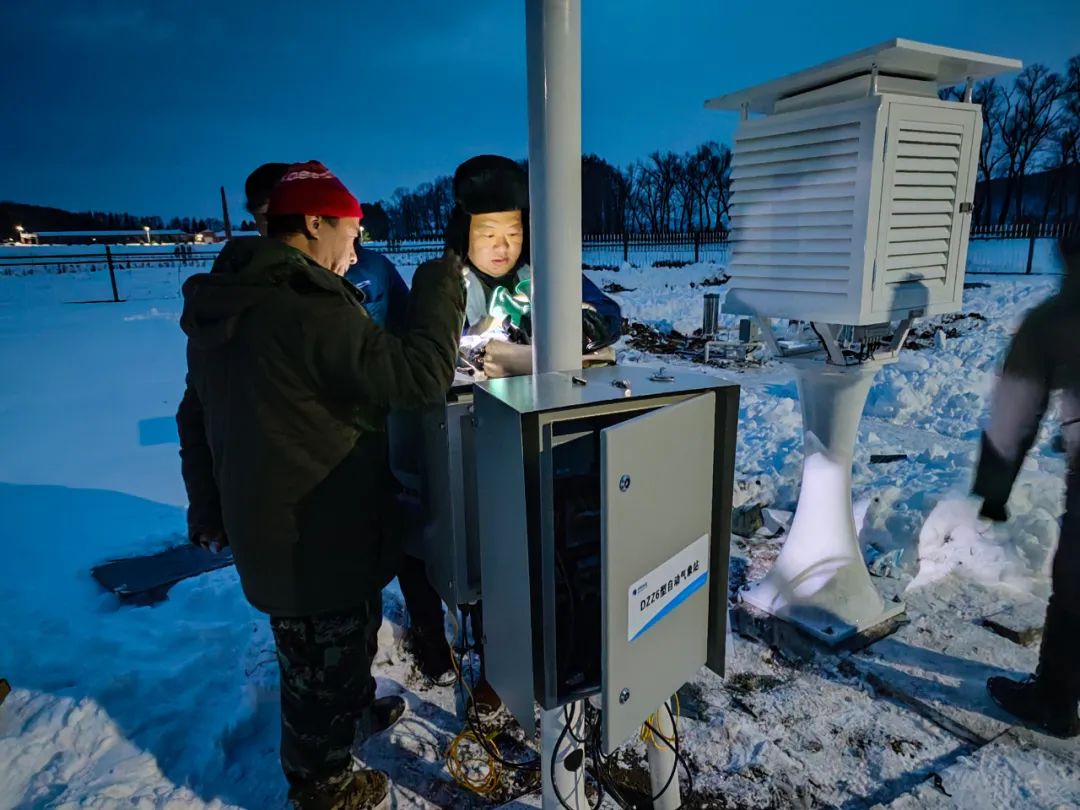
622,231,629,263
105,245,120,302
694,229,701,263
1025,223,1037,275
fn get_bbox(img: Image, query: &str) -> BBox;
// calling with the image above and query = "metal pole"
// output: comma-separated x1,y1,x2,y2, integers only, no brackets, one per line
647,701,681,809
105,245,120,303
527,3,586,806
527,0,582,374
541,704,587,809
220,186,233,241
1025,223,1036,275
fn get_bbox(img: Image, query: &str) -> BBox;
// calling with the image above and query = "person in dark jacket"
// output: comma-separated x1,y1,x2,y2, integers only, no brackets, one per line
345,243,409,332
243,162,410,334
447,154,622,376
176,160,466,808
973,235,1080,739
244,161,292,236
395,155,624,720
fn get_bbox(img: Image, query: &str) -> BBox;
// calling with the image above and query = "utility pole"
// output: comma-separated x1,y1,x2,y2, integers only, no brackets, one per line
220,186,233,240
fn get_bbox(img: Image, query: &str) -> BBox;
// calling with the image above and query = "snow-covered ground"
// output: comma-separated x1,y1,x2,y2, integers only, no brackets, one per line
1,245,1076,809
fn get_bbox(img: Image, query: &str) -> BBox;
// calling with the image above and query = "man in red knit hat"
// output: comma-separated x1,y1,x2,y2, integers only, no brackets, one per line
176,161,465,809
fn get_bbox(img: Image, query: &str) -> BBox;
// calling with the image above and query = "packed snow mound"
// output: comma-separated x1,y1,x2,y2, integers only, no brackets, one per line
909,490,1061,598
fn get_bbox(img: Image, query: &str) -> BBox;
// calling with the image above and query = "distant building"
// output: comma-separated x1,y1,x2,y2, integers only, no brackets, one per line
25,229,190,245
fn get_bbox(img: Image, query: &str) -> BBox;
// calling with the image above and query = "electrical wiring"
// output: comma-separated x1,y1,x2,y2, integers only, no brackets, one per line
443,610,540,798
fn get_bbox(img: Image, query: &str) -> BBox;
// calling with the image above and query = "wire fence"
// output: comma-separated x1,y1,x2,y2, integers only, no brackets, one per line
364,230,733,268
0,224,1073,305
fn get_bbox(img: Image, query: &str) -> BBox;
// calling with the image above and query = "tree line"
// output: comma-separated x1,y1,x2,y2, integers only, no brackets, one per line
369,54,1079,241
8,55,1077,243
942,56,1080,226
367,145,735,242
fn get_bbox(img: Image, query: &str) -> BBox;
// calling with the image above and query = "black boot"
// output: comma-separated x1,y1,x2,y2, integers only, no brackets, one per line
987,600,1079,739
351,696,407,766
987,676,1079,738
370,695,406,736
403,624,454,683
289,767,391,810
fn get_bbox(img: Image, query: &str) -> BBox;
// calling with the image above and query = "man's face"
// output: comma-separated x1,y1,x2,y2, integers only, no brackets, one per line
314,216,361,275
468,210,523,277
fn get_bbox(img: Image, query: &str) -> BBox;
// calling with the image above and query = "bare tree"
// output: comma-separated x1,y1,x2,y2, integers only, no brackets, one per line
631,159,664,232
690,141,733,230
704,144,734,228
648,151,684,231
1046,56,1080,220
998,64,1064,224
621,163,644,232
955,79,1010,226
613,165,633,232
427,176,453,235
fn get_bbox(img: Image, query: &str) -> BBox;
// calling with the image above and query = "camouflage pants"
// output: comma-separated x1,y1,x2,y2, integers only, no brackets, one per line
270,595,382,787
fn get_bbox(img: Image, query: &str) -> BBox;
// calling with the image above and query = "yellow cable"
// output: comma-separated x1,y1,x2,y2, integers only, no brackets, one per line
639,692,681,749
443,611,503,796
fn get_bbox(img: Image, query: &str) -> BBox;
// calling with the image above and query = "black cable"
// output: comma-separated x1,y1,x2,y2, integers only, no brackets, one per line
643,719,681,802
673,700,694,801
592,738,633,809
556,703,605,810
585,703,626,810
584,704,637,810
462,676,540,772
644,703,695,801
451,609,541,774
551,715,577,810
563,701,587,745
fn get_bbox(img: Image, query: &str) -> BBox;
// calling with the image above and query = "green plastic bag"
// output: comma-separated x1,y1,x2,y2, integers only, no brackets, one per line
488,277,532,328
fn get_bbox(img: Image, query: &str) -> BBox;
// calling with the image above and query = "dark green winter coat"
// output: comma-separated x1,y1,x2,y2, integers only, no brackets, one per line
176,237,465,617
974,240,1080,519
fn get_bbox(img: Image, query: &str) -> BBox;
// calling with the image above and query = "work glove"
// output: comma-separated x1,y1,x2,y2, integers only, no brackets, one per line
190,526,229,554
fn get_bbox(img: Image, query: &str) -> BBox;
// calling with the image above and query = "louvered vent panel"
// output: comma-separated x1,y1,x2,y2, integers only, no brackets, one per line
882,125,961,286
730,122,859,294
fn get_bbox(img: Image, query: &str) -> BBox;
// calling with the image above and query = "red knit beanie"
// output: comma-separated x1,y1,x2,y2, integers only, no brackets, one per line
266,160,363,220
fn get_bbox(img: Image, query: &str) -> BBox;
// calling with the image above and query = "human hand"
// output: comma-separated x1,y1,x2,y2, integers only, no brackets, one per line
482,340,533,378
192,528,228,554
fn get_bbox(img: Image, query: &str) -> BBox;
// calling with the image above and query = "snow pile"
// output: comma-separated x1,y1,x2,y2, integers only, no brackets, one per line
1,251,1077,808
965,238,1065,276
910,490,1061,599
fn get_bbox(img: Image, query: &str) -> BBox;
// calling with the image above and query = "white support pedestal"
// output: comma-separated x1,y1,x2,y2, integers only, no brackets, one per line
741,357,905,643
541,702,587,809
647,701,681,809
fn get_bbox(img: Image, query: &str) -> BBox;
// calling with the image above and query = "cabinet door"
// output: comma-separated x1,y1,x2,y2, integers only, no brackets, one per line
600,392,715,753
871,102,978,318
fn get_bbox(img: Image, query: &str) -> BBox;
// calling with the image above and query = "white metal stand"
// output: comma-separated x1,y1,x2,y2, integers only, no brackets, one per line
646,701,681,809
541,702,587,809
741,356,905,642
526,0,583,373
526,1,587,807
